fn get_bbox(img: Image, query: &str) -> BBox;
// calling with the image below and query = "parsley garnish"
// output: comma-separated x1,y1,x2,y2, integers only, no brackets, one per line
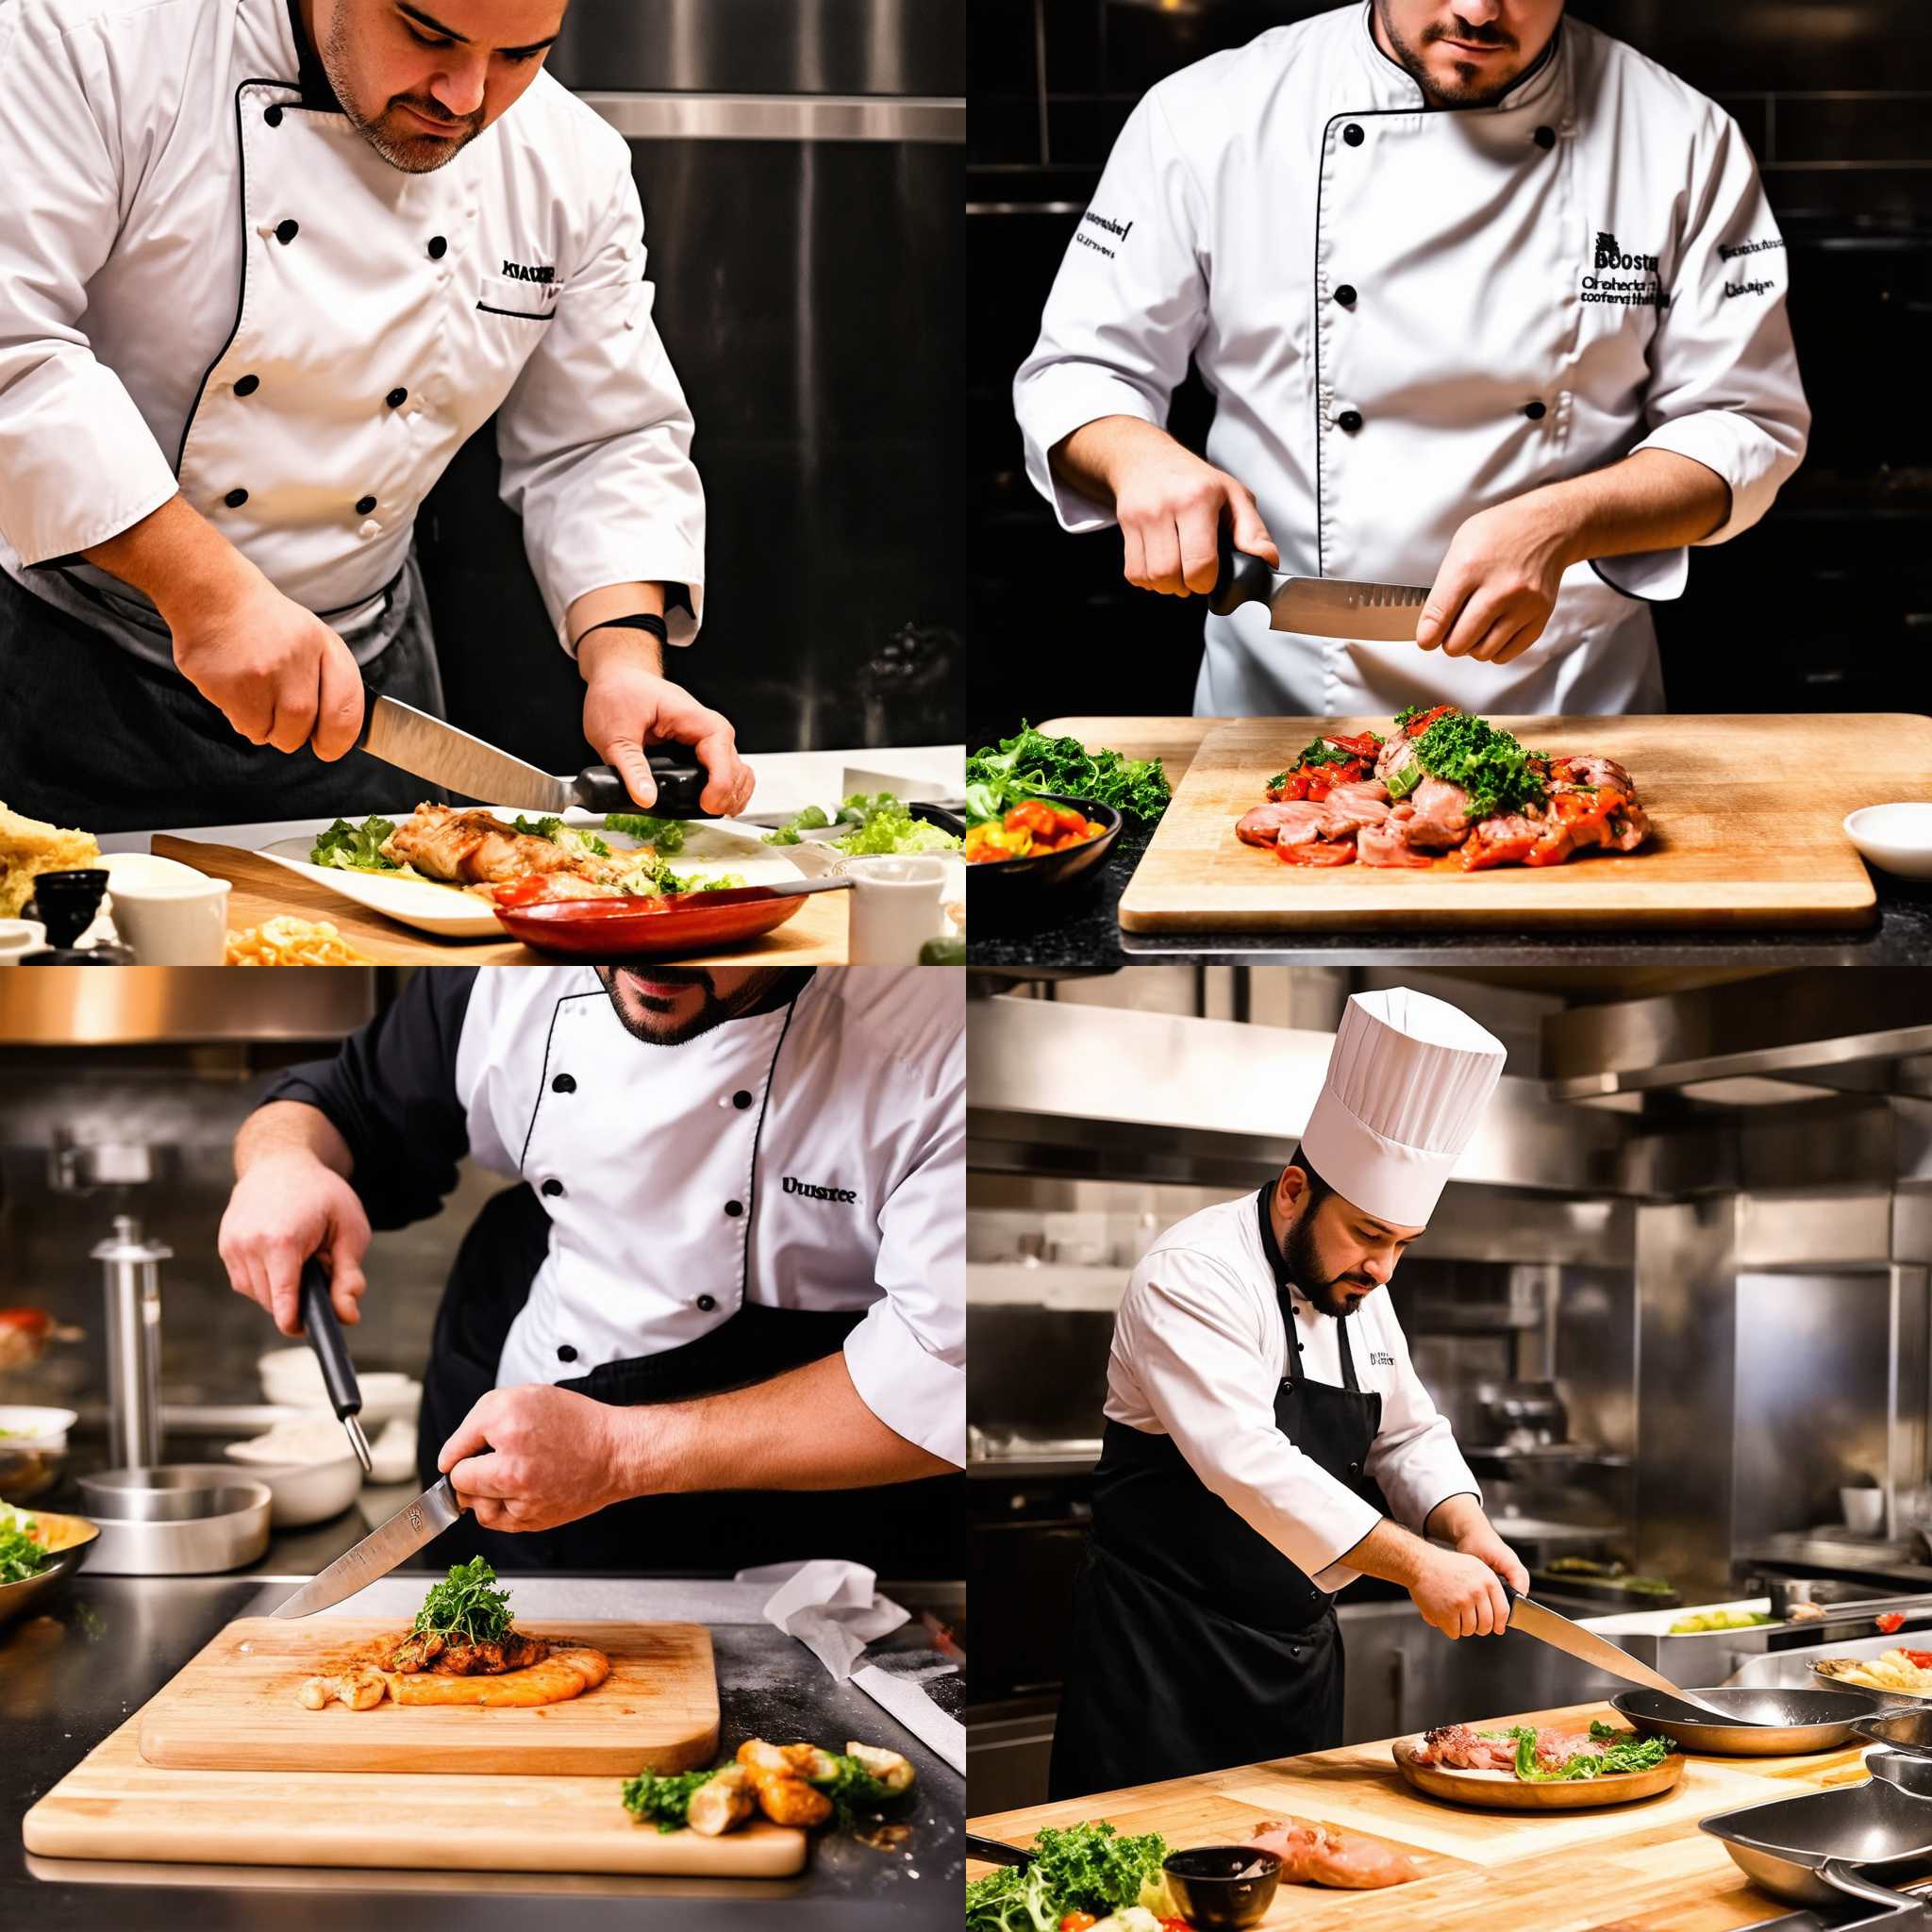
1407,711,1548,822
412,1557,513,1646
622,1769,714,1832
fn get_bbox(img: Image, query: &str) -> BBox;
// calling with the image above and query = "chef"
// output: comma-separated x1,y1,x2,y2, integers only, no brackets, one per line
1013,0,1810,718
0,0,751,831
1050,987,1526,1799
216,965,964,1574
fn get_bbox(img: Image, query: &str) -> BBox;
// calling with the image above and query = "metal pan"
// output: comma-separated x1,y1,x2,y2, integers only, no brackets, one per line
1701,1779,1932,1910
1613,1685,1888,1756
1857,1708,1932,1758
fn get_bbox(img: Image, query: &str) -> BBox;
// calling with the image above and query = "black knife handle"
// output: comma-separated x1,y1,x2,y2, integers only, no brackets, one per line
1208,523,1277,618
300,1259,364,1424
572,747,722,821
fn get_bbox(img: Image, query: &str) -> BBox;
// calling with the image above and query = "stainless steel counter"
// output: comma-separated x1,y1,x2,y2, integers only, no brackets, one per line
3,1561,963,1926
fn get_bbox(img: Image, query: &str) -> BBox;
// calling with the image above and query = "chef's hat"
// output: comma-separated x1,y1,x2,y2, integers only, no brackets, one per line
1299,988,1507,1226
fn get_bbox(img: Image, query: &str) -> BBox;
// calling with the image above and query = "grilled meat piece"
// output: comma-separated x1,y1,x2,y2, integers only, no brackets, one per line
689,1764,758,1837
382,804,635,890
736,1740,835,1826
1316,781,1391,833
1412,1723,1518,1771
380,1626,551,1675
1357,822,1434,868
1237,802,1323,848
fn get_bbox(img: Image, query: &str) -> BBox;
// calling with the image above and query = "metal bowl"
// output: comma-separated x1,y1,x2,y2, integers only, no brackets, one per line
1856,1708,1932,1757
0,1507,98,1625
1613,1685,1888,1755
1702,1778,1932,1909
78,1465,271,1575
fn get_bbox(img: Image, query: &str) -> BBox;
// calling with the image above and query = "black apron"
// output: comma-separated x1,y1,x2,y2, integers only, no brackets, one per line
414,1181,961,1578
1048,1185,1388,1800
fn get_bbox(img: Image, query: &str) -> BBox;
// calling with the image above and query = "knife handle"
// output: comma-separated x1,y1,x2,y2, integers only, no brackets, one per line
1208,524,1277,618
572,748,722,822
300,1259,364,1425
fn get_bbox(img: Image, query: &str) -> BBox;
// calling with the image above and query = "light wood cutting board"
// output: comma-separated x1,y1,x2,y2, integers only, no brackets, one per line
25,1714,806,1877
150,837,851,964
1116,713,1932,932
135,1619,719,1775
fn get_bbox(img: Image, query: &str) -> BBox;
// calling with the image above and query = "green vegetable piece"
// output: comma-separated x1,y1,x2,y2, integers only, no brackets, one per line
606,812,688,854
1407,711,1548,823
1383,759,1423,802
0,1506,48,1587
411,1557,513,1647
621,1768,716,1833
920,936,966,966
965,722,1171,825
308,815,401,873
513,814,611,858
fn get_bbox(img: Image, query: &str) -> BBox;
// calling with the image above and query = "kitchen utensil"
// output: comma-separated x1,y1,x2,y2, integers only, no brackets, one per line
1611,1686,1886,1756
0,1507,97,1625
1863,1749,1932,1794
491,878,841,958
258,1350,421,1422
845,854,947,963
1161,1846,1282,1929
77,1466,271,1575
135,1617,721,1775
965,1832,1033,1868
1700,1777,1932,1910
0,1406,76,1503
1844,803,1932,880
1208,532,1429,641
1855,1709,1932,1757
298,1262,372,1474
269,1472,465,1618
1504,1589,1740,1720
965,793,1122,925
357,693,721,819
106,869,229,964
93,1214,169,1471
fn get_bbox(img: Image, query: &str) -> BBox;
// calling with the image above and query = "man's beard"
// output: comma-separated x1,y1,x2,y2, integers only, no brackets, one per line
1374,1,1528,109
1285,1210,1377,1320
596,966,767,1047
318,11,484,172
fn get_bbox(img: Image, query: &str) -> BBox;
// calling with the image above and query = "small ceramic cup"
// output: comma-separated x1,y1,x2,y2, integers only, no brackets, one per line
0,919,48,964
108,875,231,965
844,856,948,965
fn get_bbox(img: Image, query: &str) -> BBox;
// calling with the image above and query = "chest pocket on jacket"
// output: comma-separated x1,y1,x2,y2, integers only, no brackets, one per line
476,271,558,321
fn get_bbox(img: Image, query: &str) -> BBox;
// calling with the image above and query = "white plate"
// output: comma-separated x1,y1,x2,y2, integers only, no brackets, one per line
257,810,804,940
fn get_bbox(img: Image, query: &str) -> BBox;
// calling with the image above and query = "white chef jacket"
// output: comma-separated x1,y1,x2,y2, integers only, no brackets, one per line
1105,1192,1477,1591
0,0,705,659
1014,4,1809,717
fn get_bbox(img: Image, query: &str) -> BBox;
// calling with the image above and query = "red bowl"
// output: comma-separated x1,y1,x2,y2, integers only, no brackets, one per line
491,886,811,958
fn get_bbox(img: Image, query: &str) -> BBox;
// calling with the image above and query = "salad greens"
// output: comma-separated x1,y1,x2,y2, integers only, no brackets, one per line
622,1769,715,1833
763,794,960,856
514,814,610,858
1392,708,1548,822
411,1557,513,1647
966,724,1170,826
0,1502,51,1587
1487,1721,1673,1783
964,1821,1173,1932
604,812,688,854
310,815,404,873
515,817,741,895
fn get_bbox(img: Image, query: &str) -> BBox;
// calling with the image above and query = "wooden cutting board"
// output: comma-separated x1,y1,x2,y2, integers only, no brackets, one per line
150,837,851,964
25,1714,807,1876
1115,713,1932,932
134,1619,719,1775
968,1699,1883,1931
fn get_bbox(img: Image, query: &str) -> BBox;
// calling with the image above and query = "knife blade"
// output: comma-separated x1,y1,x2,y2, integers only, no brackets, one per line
356,694,719,819
1208,531,1429,642
1504,1591,1732,1716
270,1474,466,1620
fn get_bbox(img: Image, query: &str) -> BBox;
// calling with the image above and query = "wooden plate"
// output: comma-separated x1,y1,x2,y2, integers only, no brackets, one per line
1391,1737,1685,1809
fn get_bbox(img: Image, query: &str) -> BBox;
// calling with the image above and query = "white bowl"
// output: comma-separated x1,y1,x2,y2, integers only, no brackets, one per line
1844,804,1932,880
222,1441,363,1527
0,1406,77,1447
256,1350,421,1424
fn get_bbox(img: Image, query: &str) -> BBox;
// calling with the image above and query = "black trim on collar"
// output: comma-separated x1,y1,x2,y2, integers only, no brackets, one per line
1357,0,1562,113
284,0,346,113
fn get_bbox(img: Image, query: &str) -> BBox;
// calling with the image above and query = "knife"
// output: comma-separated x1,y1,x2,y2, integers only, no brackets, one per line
1209,530,1429,642
1504,1589,1735,1720
299,1259,372,1475
270,1473,467,1620
356,693,721,819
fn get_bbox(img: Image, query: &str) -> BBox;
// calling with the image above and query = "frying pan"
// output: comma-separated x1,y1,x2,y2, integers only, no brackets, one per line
1701,1778,1932,1909
1612,1685,1889,1756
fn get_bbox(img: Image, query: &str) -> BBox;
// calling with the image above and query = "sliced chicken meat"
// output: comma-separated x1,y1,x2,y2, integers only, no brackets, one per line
1246,1819,1421,1889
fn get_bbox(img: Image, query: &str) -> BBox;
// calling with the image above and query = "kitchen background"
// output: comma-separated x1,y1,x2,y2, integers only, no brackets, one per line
966,0,1932,747
417,0,966,766
966,963,1932,1809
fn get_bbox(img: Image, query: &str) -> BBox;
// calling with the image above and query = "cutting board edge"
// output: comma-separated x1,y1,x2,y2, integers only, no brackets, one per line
1115,893,1882,933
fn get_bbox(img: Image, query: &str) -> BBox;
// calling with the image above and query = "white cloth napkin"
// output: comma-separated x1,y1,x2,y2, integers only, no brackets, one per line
738,1557,909,1682
852,1662,966,1775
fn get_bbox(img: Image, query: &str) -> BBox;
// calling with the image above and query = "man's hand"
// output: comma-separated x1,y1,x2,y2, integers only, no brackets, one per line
1056,416,1278,597
578,627,754,816
168,566,365,758
1453,1518,1531,1597
1409,1546,1514,1639
1415,493,1572,665
438,1384,641,1533
217,1149,372,1336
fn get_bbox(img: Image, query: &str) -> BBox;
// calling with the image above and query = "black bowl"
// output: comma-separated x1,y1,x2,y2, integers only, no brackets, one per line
964,794,1123,920
1161,1846,1282,1929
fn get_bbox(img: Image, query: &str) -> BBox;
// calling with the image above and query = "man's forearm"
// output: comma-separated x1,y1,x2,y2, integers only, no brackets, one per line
80,491,260,628
566,581,668,654
1050,415,1178,510
233,1098,355,1181
1533,447,1730,569
1338,1515,1436,1589
1424,1492,1487,1543
614,1350,954,1497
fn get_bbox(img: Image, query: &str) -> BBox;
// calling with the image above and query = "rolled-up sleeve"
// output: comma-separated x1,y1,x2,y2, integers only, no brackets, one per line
1012,86,1208,533
1364,1311,1479,1536
842,1057,965,1467
1598,107,1808,598
0,6,179,566
1116,1253,1381,1581
495,119,706,652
